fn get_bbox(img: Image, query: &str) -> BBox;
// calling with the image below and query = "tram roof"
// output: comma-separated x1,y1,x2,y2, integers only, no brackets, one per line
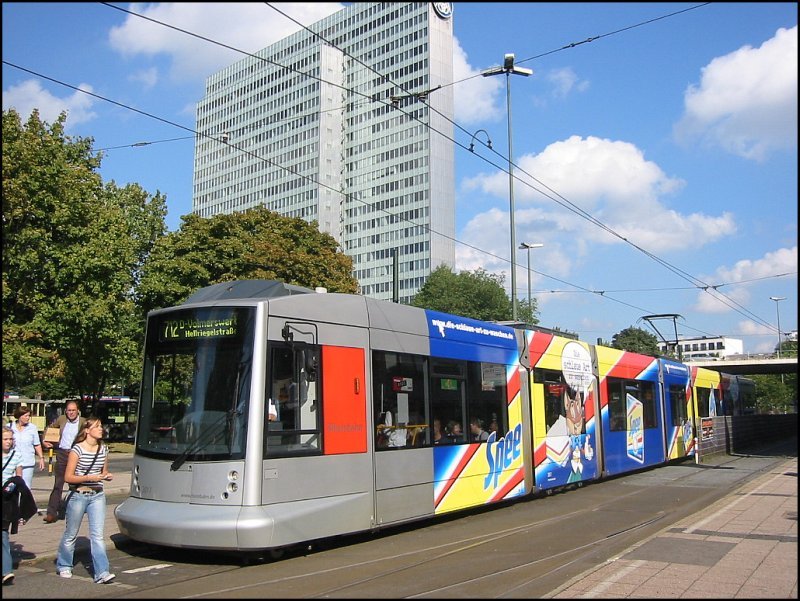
182,279,315,304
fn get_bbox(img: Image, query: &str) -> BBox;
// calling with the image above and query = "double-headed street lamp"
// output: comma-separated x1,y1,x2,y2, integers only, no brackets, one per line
769,296,786,358
519,242,543,312
483,53,532,321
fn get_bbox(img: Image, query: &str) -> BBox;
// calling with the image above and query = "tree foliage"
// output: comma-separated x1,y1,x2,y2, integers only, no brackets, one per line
751,374,796,414
410,265,539,324
136,206,358,314
611,326,660,356
2,109,166,399
778,339,797,357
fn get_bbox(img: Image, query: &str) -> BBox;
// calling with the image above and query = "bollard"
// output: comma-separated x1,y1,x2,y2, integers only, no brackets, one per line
48,447,54,475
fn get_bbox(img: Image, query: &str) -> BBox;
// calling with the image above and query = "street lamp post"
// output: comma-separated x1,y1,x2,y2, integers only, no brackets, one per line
519,242,543,314
483,53,532,321
769,296,786,358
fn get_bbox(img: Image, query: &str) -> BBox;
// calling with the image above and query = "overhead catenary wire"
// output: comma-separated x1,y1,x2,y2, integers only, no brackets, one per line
4,2,787,338
262,1,781,334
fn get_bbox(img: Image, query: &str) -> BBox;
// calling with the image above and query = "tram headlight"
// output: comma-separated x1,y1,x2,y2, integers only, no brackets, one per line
228,470,239,482
226,482,238,494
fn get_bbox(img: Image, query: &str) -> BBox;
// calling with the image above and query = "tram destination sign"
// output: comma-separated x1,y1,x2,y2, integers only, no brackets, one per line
159,315,238,341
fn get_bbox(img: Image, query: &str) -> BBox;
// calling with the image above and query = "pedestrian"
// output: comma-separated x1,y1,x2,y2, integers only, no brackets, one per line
42,400,85,523
55,417,115,584
3,426,24,585
11,406,46,493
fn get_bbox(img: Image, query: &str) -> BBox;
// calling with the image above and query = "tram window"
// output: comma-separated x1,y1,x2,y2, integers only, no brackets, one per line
696,388,711,417
669,385,687,426
372,351,428,450
535,369,566,431
607,379,626,431
639,382,657,429
265,344,322,457
431,358,466,444
607,378,657,430
466,362,508,439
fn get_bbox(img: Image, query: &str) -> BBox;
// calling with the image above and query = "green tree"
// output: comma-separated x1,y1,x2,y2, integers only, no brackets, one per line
750,374,795,414
778,339,797,357
136,206,358,314
410,265,539,324
516,297,540,327
2,108,166,400
611,326,660,355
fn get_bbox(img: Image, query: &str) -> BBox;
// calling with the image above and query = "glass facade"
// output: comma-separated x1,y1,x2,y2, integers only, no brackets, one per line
193,2,455,304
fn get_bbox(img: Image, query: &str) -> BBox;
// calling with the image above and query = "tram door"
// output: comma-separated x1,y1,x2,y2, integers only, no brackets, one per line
690,366,720,461
372,349,435,526
659,359,694,461
261,319,375,545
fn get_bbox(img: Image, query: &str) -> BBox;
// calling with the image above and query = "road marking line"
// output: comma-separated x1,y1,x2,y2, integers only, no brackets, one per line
123,564,173,573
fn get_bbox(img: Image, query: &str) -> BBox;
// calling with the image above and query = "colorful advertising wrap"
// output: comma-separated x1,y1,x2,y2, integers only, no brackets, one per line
529,334,599,490
426,311,525,513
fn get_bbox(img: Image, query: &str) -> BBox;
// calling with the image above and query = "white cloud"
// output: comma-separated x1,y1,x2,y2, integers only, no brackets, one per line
452,37,503,125
1,79,96,127
674,25,798,161
692,246,798,313
109,2,344,82
129,67,159,90
546,67,589,99
738,320,777,337
460,135,735,255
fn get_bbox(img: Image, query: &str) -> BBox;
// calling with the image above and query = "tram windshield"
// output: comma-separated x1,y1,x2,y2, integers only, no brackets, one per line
136,306,256,464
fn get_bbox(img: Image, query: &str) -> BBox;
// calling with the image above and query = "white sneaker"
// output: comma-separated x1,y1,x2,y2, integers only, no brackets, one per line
58,570,72,579
96,573,115,584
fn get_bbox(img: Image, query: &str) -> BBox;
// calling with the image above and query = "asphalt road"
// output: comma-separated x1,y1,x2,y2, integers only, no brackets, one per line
4,438,795,599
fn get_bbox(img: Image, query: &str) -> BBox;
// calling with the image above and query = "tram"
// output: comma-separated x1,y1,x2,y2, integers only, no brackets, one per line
114,280,754,553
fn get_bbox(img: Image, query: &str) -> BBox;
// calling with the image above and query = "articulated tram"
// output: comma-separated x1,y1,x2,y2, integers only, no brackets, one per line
114,280,754,553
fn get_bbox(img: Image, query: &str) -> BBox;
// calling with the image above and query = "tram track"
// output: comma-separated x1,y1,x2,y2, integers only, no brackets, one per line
157,453,783,599
162,478,700,599
7,451,789,599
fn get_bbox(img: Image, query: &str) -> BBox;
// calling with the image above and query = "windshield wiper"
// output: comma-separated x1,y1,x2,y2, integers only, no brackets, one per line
170,409,240,471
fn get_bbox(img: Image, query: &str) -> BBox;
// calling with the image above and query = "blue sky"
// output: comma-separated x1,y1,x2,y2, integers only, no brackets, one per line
3,2,797,353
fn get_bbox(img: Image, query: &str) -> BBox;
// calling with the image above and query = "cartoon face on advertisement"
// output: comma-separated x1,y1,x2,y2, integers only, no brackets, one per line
561,342,595,482
564,386,583,435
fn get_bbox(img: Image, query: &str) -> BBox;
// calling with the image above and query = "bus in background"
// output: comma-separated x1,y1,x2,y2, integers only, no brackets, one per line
91,396,138,442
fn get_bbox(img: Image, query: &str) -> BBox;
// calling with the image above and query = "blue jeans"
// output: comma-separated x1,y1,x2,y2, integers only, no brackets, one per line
2,529,11,577
55,490,111,581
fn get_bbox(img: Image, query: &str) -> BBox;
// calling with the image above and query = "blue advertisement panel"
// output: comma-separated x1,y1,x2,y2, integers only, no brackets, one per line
425,310,518,364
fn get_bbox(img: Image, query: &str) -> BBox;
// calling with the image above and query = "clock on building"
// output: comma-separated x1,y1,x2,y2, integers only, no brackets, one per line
433,2,453,20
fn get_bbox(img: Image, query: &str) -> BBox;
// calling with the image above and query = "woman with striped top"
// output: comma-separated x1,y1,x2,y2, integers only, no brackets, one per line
55,417,116,584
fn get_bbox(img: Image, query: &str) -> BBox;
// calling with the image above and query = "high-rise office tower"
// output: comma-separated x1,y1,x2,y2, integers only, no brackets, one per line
193,2,455,303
